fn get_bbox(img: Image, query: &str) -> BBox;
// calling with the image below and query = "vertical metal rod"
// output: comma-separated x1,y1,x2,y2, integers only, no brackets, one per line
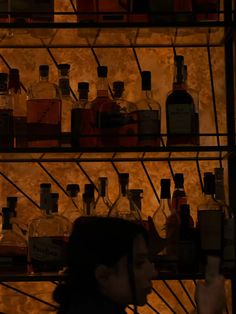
151,286,176,314
179,280,196,308
0,282,57,309
75,161,98,192
163,280,189,314
0,170,40,209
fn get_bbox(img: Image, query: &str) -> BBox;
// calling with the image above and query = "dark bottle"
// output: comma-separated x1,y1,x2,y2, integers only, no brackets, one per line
166,55,199,146
83,184,95,216
0,73,14,148
172,173,187,214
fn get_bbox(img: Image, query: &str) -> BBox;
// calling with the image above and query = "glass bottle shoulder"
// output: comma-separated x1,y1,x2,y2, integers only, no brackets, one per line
27,80,61,100
166,87,194,105
136,94,161,112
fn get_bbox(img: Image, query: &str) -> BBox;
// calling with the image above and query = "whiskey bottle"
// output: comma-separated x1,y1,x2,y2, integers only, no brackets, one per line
62,184,83,222
91,66,120,147
94,177,112,216
136,71,161,147
152,179,179,256
0,73,14,148
71,82,96,147
27,65,62,147
112,81,138,147
0,207,27,272
166,55,199,146
8,68,27,148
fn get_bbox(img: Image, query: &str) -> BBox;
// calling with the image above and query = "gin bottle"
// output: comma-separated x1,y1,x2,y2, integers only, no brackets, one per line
27,65,62,147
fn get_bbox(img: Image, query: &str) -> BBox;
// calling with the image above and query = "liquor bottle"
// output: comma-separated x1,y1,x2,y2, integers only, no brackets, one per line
71,82,96,147
109,173,140,221
194,0,219,21
27,65,62,147
152,179,179,256
178,204,197,273
28,192,70,273
94,177,112,216
58,64,72,137
166,55,199,146
62,184,83,222
7,196,28,238
197,172,223,266
0,207,27,272
135,71,161,147
83,184,95,216
112,81,138,147
8,68,27,148
0,72,14,148
91,66,120,147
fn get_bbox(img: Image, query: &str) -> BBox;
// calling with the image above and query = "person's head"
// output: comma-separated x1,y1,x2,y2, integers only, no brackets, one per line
53,216,156,312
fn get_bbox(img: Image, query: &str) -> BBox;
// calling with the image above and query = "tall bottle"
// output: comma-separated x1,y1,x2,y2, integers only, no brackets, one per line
8,68,27,148
0,73,14,148
58,64,72,140
135,71,161,147
109,173,141,221
27,65,62,147
91,66,120,147
94,177,112,216
62,184,83,222
166,55,199,146
197,172,223,265
152,179,179,256
112,81,138,147
71,82,96,147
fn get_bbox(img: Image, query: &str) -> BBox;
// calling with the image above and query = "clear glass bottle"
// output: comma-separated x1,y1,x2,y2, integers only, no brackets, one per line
28,192,70,273
135,71,161,147
58,64,72,138
91,66,120,147
112,81,138,147
27,65,62,147
166,55,199,146
152,179,179,256
94,177,112,216
8,68,27,148
71,82,96,147
0,72,14,148
62,184,83,222
0,207,27,272
83,184,95,216
109,173,140,221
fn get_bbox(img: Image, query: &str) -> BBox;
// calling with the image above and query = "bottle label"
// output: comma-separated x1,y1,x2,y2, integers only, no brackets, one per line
168,104,193,134
138,110,160,140
59,79,70,96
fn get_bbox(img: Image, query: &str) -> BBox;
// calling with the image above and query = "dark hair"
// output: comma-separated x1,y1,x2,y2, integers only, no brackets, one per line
53,216,148,313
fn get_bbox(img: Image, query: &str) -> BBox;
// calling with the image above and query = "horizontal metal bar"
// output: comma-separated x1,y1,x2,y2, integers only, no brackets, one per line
0,44,224,48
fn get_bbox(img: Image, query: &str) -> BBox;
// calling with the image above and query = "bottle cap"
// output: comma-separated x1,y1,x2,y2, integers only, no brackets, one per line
204,172,215,195
7,196,18,208
141,71,151,91
40,183,51,189
84,184,95,199
113,81,124,91
9,68,19,77
0,73,8,82
39,65,49,77
97,66,108,78
78,82,89,91
67,184,80,197
174,173,184,188
98,177,107,197
175,55,184,64
58,64,70,76
119,173,129,183
160,179,171,199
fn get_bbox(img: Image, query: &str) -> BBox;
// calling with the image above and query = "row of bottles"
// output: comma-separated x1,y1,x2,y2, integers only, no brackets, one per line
0,54,199,149
0,167,234,274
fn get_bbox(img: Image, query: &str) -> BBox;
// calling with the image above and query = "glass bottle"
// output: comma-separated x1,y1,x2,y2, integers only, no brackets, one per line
112,81,138,147
194,0,219,21
8,68,27,148
109,173,140,221
58,64,72,139
7,196,28,239
152,179,179,256
0,72,14,148
135,71,161,147
94,177,112,216
0,207,27,272
197,172,223,266
91,66,120,147
27,65,62,147
62,184,83,222
28,192,70,273
166,55,199,146
83,184,95,216
71,82,96,147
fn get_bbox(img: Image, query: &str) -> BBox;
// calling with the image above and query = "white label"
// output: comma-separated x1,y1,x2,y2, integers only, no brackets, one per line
29,237,64,262
168,104,193,134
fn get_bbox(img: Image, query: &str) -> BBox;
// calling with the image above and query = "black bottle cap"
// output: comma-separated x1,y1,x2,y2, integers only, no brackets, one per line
39,65,49,77
160,179,171,199
203,172,215,195
67,184,80,197
7,196,18,208
175,55,184,65
97,66,108,78
0,73,8,82
2,207,11,230
119,173,129,183
40,183,51,189
84,184,95,199
174,173,184,188
9,68,19,77
141,71,151,91
113,81,124,91
78,82,89,91
99,177,107,197
58,64,70,76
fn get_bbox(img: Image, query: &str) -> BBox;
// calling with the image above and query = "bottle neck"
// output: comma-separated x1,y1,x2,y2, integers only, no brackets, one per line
142,89,152,99
59,75,70,97
40,75,49,82
8,77,21,94
97,77,108,97
79,90,88,101
113,90,123,99
119,181,128,197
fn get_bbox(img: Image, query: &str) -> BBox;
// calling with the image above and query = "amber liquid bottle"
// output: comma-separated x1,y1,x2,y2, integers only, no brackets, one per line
27,65,62,147
166,55,199,146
